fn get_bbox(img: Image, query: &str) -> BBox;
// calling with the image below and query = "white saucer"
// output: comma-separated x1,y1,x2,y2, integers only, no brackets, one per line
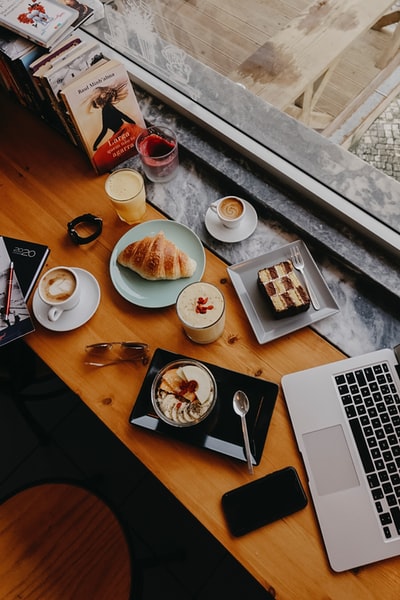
205,200,258,242
32,268,100,332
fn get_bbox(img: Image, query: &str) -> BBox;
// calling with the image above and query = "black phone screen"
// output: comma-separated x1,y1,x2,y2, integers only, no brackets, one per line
221,466,308,536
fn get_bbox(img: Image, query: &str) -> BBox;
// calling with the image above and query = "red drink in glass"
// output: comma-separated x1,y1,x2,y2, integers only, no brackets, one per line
136,125,179,182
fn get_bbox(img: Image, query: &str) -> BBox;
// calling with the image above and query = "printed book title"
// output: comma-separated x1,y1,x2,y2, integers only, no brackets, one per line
77,71,115,95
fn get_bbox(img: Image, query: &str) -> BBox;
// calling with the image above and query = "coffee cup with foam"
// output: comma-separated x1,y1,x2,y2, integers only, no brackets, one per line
38,266,80,322
210,196,246,229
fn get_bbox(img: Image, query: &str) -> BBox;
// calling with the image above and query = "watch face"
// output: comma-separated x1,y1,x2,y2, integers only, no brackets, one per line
68,214,102,244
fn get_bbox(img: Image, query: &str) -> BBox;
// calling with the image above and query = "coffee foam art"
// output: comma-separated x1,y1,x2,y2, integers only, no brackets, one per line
48,276,74,299
210,196,246,229
41,268,77,303
219,197,244,220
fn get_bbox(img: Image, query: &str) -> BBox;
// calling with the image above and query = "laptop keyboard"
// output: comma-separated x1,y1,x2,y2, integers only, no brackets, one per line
334,361,400,540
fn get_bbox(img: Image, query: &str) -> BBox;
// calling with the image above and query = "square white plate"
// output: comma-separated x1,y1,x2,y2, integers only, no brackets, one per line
227,240,339,344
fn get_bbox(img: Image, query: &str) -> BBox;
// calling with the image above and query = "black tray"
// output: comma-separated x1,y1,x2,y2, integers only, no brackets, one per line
129,348,279,465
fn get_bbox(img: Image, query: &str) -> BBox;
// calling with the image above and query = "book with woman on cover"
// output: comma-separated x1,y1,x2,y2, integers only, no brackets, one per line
60,58,146,173
0,0,78,49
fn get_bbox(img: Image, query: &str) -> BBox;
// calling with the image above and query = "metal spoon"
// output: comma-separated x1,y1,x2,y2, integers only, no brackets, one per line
233,390,254,474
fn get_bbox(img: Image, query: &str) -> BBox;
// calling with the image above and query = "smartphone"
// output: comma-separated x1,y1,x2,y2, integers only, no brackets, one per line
221,466,308,536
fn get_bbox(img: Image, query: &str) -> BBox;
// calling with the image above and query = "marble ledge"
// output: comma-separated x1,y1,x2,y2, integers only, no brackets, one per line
136,88,400,306
123,129,400,361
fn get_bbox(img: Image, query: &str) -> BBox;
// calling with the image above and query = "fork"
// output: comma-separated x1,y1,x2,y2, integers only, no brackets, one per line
290,245,320,310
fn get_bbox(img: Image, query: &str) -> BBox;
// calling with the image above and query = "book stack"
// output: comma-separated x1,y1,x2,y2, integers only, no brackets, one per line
0,1,146,174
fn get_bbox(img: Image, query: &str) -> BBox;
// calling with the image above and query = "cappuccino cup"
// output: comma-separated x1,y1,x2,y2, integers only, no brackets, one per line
38,266,80,322
210,196,246,229
176,282,226,344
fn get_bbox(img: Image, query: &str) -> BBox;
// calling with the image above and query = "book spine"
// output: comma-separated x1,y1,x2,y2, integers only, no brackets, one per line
58,92,90,157
0,61,9,91
30,68,76,141
0,53,28,106
40,75,82,146
12,52,47,115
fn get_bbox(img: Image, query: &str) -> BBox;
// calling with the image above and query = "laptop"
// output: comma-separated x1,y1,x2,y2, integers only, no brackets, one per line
281,345,400,572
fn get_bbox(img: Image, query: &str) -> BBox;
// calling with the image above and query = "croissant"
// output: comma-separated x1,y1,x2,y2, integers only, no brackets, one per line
117,231,197,280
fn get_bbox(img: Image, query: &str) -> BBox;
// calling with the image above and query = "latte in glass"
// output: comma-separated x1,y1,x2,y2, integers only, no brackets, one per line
176,282,225,344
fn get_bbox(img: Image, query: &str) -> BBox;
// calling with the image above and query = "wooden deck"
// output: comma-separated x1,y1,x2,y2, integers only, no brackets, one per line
146,0,400,146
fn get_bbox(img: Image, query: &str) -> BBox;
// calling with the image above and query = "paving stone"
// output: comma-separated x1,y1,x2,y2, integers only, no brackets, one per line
351,96,400,182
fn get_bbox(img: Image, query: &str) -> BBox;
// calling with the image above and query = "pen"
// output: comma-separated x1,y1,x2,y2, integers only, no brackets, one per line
4,261,14,322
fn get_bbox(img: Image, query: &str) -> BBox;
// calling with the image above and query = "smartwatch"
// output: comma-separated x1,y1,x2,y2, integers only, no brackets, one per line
67,213,103,245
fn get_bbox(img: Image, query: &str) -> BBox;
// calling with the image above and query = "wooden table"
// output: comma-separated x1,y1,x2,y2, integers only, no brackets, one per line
1,94,399,599
230,0,400,127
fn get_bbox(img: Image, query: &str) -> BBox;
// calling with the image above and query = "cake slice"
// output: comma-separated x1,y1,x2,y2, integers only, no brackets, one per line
257,260,310,319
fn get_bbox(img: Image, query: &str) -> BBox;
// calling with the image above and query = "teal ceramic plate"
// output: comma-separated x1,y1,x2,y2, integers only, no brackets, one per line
110,220,206,308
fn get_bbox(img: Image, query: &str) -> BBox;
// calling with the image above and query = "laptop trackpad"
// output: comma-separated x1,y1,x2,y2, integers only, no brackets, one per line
303,425,360,496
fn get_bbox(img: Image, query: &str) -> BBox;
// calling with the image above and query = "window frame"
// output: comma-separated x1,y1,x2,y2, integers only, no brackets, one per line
79,20,400,257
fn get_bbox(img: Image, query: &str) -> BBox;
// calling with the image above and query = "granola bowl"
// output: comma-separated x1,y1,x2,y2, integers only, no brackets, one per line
151,359,217,427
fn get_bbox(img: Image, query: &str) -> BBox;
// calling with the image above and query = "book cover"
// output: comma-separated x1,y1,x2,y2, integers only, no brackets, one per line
0,0,78,49
54,0,93,29
2,236,50,300
44,40,104,98
60,58,146,173
0,237,35,347
79,0,103,25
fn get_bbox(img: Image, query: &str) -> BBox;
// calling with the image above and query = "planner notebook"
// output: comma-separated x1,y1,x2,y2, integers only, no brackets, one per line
0,237,36,346
2,236,49,300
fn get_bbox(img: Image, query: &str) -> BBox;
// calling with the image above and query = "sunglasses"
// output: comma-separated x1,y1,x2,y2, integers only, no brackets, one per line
84,342,149,367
